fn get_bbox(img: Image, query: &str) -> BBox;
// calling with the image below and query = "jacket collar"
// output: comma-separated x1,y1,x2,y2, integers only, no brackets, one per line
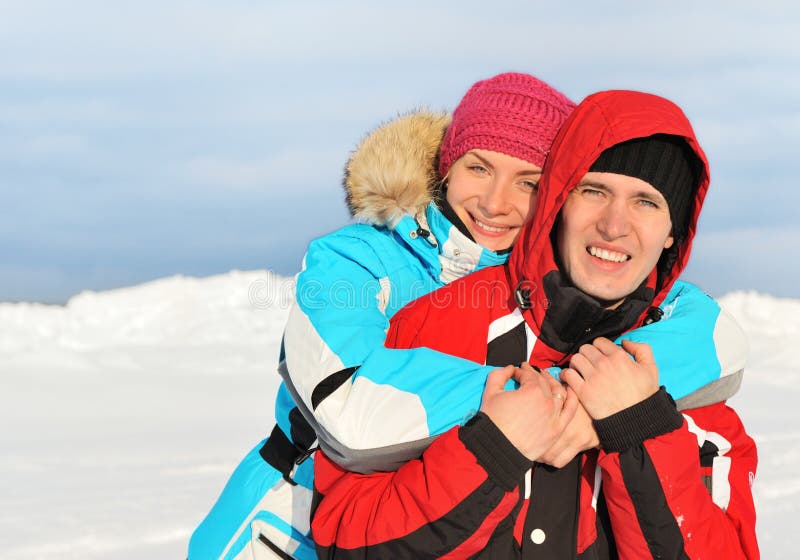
393,203,509,284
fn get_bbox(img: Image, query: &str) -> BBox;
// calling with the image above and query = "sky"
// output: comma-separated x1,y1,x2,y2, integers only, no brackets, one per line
2,1,799,303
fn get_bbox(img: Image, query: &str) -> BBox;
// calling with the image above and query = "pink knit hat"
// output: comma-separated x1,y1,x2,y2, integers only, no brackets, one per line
438,72,576,178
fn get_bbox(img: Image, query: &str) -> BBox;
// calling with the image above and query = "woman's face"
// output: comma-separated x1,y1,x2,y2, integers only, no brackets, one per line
445,149,541,252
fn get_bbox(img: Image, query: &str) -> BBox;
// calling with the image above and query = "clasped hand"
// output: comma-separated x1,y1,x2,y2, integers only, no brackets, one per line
479,338,659,466
561,337,660,419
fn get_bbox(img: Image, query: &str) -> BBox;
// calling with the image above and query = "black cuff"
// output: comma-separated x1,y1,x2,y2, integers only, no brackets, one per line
459,412,532,491
594,387,684,453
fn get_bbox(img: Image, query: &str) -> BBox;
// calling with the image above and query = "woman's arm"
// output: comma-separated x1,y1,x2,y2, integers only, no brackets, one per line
616,280,747,407
282,228,497,472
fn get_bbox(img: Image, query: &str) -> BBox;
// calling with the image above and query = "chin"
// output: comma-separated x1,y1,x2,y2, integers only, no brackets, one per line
591,288,633,305
573,279,626,303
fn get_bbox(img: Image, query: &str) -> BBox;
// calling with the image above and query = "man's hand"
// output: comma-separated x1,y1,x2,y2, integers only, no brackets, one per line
480,365,578,461
561,338,659,420
538,402,599,468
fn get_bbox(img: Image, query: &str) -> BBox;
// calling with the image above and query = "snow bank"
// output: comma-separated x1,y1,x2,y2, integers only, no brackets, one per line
0,270,295,375
0,274,795,558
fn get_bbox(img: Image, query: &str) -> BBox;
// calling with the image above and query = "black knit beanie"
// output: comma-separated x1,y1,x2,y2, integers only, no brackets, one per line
589,134,700,240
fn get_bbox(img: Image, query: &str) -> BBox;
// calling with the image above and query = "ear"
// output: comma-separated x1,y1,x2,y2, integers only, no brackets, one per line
663,235,674,249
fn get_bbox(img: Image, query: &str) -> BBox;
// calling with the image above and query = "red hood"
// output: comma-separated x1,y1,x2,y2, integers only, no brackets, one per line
509,90,710,345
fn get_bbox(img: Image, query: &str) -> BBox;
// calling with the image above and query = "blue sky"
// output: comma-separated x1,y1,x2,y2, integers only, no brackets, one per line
2,1,799,302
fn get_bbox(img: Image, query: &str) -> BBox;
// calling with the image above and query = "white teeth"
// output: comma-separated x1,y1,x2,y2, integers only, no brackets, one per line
474,218,511,233
588,246,629,263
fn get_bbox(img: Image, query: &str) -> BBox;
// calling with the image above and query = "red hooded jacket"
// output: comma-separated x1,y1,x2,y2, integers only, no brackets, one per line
311,91,758,559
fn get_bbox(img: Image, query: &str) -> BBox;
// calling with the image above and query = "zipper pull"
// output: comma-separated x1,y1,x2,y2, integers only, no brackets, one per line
295,445,319,466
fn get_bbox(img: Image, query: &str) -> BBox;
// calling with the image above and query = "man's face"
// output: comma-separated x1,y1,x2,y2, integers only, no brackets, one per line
556,171,675,306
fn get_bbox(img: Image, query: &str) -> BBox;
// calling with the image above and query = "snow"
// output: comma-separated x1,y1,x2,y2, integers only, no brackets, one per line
0,272,795,558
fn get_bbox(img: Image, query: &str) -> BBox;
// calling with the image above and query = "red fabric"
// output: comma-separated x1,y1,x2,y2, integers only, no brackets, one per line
312,428,493,550
386,265,514,360
313,443,598,554
511,499,527,546
576,453,600,554
437,490,521,559
312,407,757,558
599,404,759,559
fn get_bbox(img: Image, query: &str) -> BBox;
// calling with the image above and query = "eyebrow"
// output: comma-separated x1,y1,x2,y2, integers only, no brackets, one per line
576,180,668,203
466,151,542,176
577,179,607,189
634,190,666,202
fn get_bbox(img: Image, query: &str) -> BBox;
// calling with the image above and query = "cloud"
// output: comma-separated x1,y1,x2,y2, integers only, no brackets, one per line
3,2,797,82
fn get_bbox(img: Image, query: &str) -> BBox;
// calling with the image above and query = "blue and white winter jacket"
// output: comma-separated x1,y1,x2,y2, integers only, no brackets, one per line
188,112,747,560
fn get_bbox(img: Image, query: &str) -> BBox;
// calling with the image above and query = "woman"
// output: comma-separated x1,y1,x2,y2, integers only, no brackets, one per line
189,72,577,560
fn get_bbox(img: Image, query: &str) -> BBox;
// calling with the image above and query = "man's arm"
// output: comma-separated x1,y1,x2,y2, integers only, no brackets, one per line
312,423,522,559
311,367,577,558
597,402,758,559
562,338,758,558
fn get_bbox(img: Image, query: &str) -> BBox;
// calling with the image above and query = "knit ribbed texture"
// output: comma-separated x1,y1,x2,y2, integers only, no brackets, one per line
589,134,699,239
438,72,575,177
593,387,684,453
460,412,532,491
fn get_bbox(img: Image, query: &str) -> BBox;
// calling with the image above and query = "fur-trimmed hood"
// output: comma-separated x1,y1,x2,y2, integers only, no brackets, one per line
344,111,451,227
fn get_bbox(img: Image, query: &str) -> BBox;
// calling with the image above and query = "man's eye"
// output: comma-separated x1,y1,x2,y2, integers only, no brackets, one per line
637,199,660,209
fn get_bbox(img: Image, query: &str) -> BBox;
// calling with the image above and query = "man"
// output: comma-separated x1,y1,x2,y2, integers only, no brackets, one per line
311,90,758,558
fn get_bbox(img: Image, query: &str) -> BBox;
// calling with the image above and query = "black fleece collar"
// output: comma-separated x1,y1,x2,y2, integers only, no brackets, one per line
538,270,654,358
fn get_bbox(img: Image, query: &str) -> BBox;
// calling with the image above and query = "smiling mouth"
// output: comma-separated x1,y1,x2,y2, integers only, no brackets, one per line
470,214,514,234
587,246,630,263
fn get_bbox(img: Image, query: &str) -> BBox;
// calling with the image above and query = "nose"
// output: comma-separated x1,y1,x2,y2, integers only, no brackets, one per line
477,179,511,216
597,200,631,239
